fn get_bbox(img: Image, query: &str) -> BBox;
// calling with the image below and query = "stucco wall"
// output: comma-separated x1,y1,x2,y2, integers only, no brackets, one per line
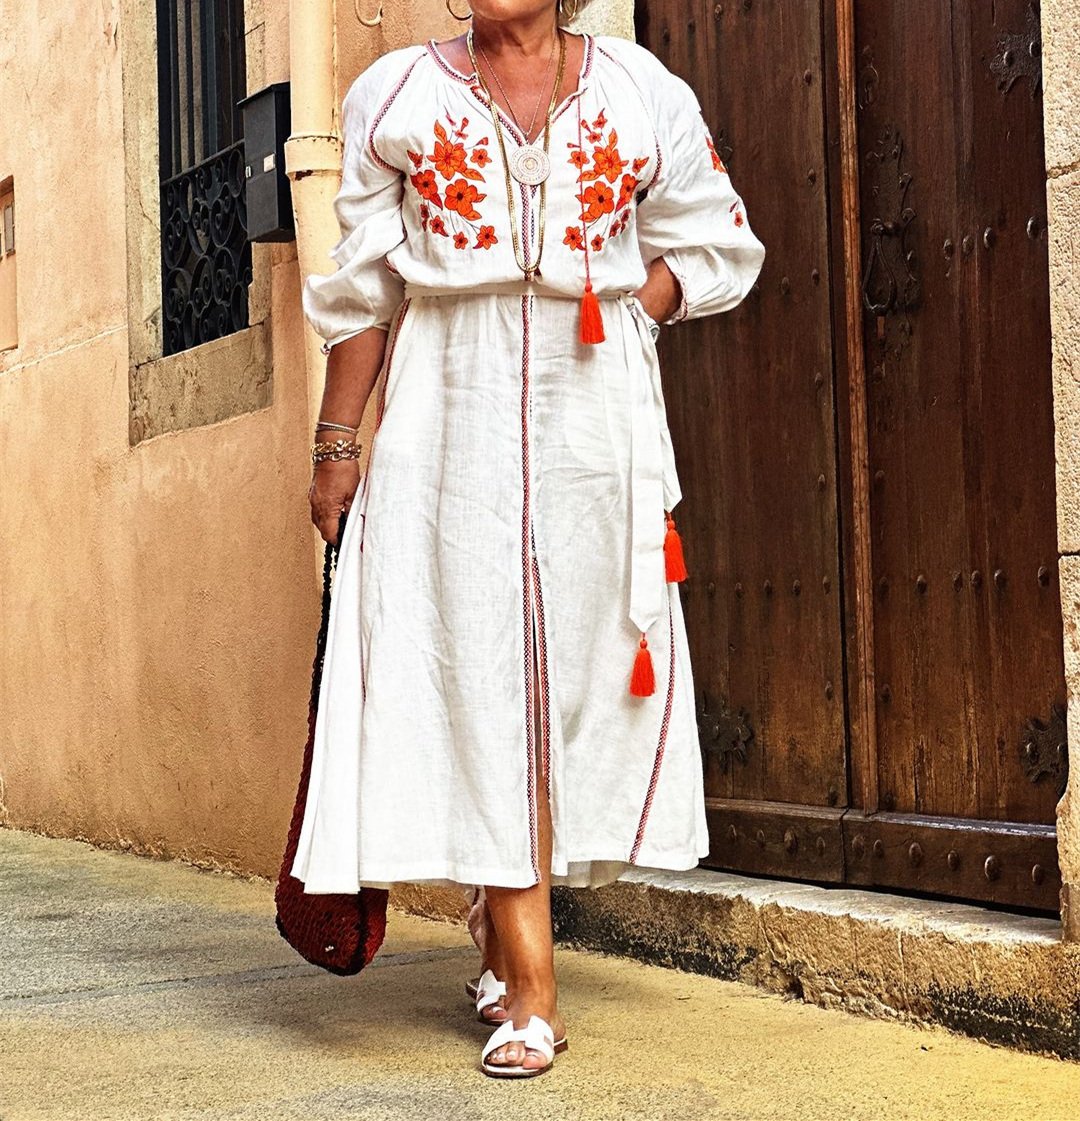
0,0,315,876
1042,0,1080,935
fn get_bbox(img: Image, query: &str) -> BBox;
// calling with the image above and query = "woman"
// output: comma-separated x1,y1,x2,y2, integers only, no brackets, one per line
292,0,764,1078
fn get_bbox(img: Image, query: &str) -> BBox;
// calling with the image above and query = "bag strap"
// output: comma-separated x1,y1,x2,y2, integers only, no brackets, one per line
310,509,348,710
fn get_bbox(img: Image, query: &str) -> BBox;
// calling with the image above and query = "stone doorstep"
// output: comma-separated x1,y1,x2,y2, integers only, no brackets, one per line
393,868,1080,1061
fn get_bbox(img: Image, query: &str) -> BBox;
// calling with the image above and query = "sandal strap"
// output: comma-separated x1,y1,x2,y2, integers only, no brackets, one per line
481,1015,556,1065
475,968,507,1013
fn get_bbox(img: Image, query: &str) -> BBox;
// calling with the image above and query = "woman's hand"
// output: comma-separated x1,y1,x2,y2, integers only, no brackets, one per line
634,256,683,324
309,459,361,545
307,326,392,545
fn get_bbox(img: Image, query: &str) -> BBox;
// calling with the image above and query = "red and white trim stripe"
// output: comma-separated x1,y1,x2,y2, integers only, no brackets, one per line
629,601,676,863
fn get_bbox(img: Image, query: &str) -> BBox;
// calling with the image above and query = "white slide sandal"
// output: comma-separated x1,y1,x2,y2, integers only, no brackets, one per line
472,967,508,1024
480,1014,568,1079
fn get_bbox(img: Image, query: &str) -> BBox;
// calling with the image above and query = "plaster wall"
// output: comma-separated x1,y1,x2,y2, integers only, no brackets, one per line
1042,0,1080,934
0,0,315,876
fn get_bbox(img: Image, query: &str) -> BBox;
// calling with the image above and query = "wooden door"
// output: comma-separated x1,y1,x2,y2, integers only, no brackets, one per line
638,0,1067,912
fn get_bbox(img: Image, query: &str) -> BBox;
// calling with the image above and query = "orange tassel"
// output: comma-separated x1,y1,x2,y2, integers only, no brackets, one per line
664,515,688,583
580,280,605,344
629,634,656,697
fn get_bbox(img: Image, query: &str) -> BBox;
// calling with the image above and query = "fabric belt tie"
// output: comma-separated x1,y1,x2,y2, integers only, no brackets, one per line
617,292,682,641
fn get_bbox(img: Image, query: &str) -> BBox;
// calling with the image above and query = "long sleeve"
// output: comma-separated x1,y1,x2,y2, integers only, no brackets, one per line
301,55,410,350
634,66,765,324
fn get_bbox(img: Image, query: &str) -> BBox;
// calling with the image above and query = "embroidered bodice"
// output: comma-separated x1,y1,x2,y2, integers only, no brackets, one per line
303,32,765,347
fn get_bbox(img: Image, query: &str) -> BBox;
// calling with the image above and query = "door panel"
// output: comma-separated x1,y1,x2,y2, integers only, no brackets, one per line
855,0,1064,825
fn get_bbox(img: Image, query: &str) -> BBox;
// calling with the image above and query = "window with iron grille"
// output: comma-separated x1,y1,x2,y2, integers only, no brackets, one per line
156,0,250,356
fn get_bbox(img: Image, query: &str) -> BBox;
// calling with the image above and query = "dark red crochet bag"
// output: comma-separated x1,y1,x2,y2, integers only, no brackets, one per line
275,511,388,974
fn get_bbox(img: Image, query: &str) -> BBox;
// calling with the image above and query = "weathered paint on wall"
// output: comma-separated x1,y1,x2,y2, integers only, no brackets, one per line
0,0,315,876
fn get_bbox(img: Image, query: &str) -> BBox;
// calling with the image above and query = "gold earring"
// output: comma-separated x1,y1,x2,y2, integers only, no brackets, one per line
446,0,472,20
559,0,580,23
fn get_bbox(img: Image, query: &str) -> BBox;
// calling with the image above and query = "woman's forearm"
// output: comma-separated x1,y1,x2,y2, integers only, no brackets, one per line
317,327,391,429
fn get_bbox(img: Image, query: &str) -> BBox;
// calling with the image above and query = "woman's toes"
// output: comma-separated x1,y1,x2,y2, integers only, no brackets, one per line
521,1048,549,1071
494,1041,523,1066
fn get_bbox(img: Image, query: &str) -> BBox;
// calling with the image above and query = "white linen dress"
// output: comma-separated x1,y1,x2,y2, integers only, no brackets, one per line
291,31,765,893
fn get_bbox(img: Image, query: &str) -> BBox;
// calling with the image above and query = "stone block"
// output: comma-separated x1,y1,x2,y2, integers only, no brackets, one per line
1043,0,1080,174
1049,171,1080,550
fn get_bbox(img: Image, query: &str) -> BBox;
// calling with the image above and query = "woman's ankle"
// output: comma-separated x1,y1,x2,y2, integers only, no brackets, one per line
504,979,558,1014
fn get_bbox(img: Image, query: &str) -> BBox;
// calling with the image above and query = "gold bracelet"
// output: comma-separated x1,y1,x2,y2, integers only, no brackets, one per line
315,420,359,436
311,438,363,466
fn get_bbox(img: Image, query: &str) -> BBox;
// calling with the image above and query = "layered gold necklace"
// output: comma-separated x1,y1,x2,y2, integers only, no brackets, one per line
466,27,567,281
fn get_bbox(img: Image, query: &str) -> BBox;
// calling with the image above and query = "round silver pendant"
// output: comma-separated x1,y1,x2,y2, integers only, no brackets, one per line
508,145,551,185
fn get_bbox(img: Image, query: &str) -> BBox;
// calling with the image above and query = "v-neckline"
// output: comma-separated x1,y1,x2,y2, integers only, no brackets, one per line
425,31,593,147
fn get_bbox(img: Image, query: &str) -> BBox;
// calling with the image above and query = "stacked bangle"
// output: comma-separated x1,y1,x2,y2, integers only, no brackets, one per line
312,437,363,466
316,420,359,435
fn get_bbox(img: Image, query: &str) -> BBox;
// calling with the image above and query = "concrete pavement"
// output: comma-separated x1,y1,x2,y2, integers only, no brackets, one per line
1,827,1077,1121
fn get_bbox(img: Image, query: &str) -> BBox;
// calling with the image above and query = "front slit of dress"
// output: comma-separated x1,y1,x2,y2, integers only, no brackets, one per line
519,293,541,885
530,524,552,800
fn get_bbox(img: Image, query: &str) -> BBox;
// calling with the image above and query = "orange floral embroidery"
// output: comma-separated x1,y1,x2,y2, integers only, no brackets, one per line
433,140,467,179
410,169,442,205
706,133,727,173
409,115,494,249
587,131,629,184
475,225,498,250
578,182,615,222
445,178,485,221
616,173,637,211
704,124,745,230
565,108,649,255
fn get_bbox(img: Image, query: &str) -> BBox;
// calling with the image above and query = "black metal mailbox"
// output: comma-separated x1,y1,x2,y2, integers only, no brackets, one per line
239,82,295,242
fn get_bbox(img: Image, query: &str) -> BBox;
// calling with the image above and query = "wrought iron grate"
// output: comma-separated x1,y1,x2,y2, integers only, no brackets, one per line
156,0,249,355
161,142,252,354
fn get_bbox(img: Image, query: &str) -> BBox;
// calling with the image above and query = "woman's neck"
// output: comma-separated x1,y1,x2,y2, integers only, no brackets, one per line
470,12,559,61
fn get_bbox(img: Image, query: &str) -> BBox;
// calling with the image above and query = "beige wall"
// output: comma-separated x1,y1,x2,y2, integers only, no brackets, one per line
1042,0,1080,936
0,0,314,875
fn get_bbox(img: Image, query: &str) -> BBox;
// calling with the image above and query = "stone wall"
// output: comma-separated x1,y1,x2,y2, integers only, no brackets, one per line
1042,0,1080,937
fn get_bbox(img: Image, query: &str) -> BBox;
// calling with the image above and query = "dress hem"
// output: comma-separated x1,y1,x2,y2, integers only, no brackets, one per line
296,844,710,895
